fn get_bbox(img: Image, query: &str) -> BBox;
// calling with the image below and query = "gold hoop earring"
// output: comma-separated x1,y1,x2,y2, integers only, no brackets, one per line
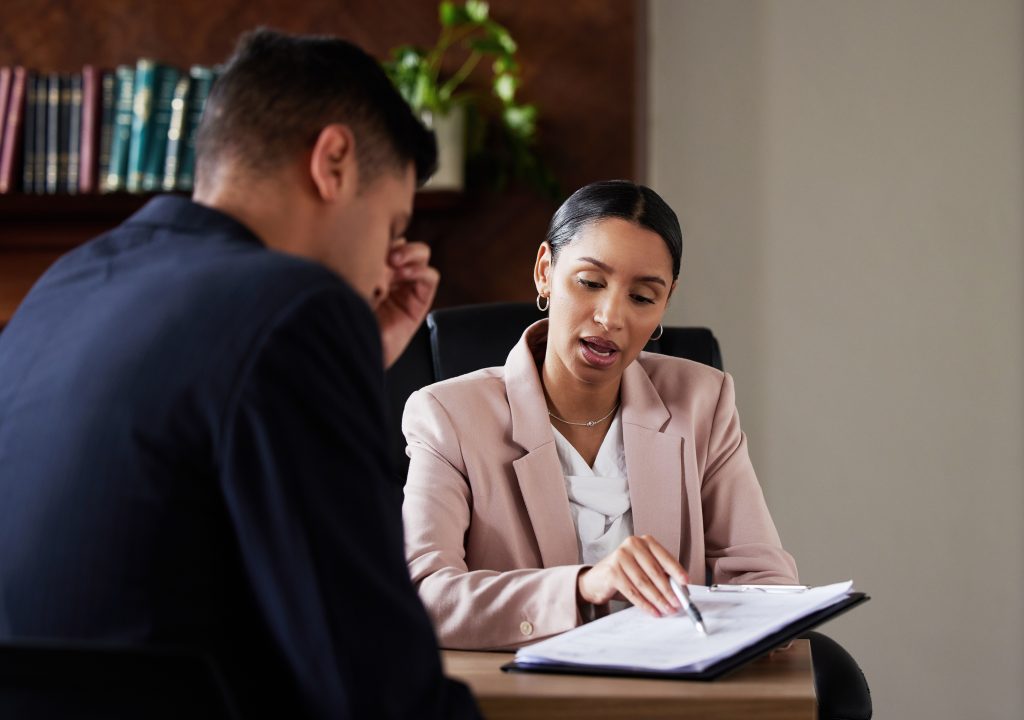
650,323,664,341
536,294,549,312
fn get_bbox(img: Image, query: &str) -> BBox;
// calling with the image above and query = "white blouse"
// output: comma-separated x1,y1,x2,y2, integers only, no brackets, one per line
551,409,634,567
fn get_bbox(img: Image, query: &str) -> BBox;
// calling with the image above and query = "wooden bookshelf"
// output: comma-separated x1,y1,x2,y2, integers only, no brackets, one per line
0,0,643,323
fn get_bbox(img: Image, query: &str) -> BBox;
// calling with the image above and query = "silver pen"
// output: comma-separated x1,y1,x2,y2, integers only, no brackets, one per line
668,576,707,635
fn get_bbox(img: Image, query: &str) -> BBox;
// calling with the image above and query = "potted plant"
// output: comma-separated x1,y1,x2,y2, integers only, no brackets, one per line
384,0,557,196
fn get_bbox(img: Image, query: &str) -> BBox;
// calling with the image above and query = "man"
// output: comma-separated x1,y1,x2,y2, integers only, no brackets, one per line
0,29,479,719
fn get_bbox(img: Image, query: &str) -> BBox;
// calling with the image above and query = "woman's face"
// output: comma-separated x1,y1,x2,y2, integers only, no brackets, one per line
535,217,676,386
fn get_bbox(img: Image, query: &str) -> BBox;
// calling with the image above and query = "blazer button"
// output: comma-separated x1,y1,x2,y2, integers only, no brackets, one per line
519,621,534,636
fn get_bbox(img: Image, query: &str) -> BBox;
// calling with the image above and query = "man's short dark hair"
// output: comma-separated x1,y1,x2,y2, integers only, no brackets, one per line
196,28,437,187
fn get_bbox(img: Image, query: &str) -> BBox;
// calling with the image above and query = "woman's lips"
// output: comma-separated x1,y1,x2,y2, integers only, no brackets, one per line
579,337,619,368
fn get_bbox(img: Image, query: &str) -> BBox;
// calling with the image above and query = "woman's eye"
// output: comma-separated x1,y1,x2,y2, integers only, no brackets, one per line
632,294,655,305
577,278,603,289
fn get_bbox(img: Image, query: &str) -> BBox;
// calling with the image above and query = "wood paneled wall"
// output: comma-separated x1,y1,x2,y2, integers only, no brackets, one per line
0,0,644,310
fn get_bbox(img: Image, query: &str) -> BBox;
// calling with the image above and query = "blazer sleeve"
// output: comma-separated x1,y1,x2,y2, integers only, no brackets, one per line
700,372,800,585
220,288,479,720
403,389,586,650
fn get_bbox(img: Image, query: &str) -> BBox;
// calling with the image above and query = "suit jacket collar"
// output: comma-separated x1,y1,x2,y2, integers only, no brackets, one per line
504,320,684,564
125,195,264,247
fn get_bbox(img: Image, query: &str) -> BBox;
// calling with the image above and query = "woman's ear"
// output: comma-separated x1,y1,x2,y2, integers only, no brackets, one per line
533,242,553,296
309,123,358,202
666,279,677,303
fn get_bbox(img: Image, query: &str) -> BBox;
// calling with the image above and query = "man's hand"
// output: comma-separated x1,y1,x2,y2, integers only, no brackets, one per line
375,241,439,368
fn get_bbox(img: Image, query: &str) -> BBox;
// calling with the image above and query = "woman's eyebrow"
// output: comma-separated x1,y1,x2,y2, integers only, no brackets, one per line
578,256,667,287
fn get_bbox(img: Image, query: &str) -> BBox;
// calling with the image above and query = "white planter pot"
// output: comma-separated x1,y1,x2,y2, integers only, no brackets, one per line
422,106,466,192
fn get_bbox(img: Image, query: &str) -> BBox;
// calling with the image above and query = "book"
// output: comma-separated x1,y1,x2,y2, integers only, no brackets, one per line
0,66,27,193
125,58,157,193
66,73,82,194
175,65,215,192
80,65,102,193
162,74,191,191
0,67,10,155
96,70,116,192
21,72,36,192
45,73,61,194
104,65,134,192
505,581,868,681
32,72,47,193
141,65,180,191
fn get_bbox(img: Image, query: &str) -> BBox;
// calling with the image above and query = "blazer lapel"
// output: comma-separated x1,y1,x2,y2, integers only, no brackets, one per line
621,358,684,559
506,321,581,568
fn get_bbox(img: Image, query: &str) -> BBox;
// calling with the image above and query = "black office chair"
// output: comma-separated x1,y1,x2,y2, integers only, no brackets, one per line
0,640,239,719
384,323,435,482
416,301,871,720
426,301,723,380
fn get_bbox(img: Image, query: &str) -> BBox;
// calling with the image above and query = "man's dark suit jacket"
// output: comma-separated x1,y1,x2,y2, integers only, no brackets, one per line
0,196,479,719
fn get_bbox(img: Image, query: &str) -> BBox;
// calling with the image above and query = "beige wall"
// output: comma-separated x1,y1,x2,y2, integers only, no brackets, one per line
649,1,1024,718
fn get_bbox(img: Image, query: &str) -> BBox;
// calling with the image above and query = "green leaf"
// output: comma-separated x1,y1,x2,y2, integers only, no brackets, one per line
503,104,537,139
440,1,470,26
492,56,519,75
465,0,489,22
484,21,517,53
467,36,507,55
493,73,517,103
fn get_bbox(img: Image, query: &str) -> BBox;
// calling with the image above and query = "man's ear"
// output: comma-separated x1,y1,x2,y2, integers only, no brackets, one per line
534,241,553,296
309,123,358,202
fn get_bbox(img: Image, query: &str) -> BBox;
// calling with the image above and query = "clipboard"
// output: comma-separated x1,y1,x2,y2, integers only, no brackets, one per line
501,591,869,681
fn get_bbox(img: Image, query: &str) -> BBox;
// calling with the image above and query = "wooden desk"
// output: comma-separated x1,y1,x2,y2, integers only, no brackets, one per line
442,640,816,720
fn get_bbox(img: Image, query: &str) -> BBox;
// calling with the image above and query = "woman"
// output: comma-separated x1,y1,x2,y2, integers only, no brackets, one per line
402,180,797,651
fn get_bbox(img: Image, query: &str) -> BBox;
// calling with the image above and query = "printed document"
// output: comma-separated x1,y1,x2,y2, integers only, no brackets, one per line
515,581,854,672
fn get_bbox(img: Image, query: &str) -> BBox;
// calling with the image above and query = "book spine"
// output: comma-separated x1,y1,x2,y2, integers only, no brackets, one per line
45,73,60,194
0,66,27,193
177,65,215,192
79,65,100,193
104,65,134,193
96,70,116,192
142,65,179,191
66,73,82,194
126,58,156,193
162,74,191,191
33,73,47,193
0,67,11,155
21,72,36,192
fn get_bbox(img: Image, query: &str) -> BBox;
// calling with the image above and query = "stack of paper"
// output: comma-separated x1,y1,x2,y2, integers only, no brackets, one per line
515,581,855,673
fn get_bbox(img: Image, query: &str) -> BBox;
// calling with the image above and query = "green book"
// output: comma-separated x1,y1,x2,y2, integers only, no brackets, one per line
66,73,82,194
141,65,180,191
176,65,215,192
125,58,157,193
161,74,191,191
104,65,134,193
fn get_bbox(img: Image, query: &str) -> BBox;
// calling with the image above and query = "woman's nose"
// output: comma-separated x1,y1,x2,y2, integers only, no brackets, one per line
593,295,624,332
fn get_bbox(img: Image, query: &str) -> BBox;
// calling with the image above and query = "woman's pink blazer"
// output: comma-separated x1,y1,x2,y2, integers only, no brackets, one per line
402,320,798,650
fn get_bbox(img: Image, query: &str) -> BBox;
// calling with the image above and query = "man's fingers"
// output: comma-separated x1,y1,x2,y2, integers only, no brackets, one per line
389,241,431,268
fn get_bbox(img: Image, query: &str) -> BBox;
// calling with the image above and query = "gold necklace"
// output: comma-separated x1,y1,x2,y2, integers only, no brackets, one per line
548,403,620,428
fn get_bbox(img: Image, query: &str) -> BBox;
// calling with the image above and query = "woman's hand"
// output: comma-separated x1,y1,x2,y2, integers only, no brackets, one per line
375,241,439,368
577,535,689,617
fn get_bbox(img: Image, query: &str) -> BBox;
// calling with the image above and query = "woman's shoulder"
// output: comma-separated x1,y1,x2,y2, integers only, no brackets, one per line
405,366,513,423
637,350,725,384
635,351,730,408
